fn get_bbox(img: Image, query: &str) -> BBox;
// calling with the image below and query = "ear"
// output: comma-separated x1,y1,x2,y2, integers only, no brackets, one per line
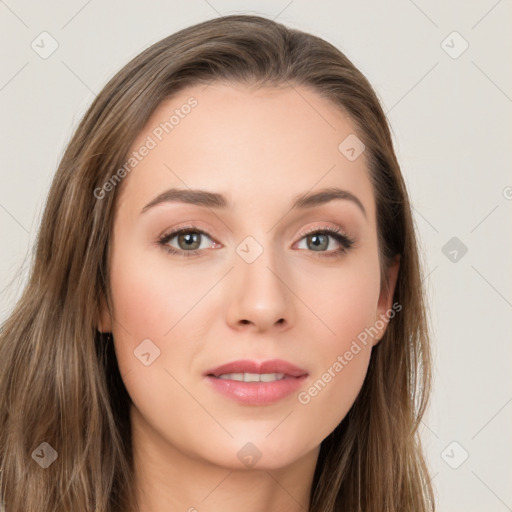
97,292,113,333
372,254,400,346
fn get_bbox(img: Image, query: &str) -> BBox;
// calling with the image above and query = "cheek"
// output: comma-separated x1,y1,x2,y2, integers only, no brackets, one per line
109,247,206,340
108,250,209,448
107,243,220,409
295,294,376,445
295,249,381,351
292,253,380,434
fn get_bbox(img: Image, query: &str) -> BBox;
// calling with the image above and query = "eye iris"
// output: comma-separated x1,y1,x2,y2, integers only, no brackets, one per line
178,232,201,250
308,233,328,251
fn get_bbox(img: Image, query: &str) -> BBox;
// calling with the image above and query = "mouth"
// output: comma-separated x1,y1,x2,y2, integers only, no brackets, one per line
204,358,308,378
204,359,309,406
213,372,288,382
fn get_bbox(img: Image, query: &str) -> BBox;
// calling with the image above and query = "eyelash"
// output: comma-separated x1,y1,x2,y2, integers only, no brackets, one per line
157,224,355,259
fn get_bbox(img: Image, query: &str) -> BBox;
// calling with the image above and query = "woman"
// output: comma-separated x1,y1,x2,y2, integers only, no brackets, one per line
0,14,435,512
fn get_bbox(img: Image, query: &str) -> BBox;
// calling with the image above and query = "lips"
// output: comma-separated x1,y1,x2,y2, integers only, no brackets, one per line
204,359,308,378
204,359,309,406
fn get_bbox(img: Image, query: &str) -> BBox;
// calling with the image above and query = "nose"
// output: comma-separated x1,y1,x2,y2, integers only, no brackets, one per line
225,244,294,332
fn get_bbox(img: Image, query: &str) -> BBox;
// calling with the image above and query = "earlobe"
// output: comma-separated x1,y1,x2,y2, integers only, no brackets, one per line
97,292,113,332
373,255,401,346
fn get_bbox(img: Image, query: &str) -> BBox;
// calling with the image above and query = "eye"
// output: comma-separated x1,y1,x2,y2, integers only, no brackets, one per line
295,226,355,258
157,226,217,257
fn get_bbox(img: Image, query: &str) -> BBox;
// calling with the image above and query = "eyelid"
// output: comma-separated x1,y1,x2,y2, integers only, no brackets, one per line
295,223,351,242
156,222,212,241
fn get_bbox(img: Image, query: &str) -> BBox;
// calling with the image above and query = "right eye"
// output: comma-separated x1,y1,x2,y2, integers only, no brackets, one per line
157,226,219,257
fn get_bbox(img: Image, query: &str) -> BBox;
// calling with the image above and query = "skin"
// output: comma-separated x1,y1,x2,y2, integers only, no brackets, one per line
98,81,399,512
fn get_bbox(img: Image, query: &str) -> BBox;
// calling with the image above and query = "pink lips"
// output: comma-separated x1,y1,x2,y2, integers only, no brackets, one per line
204,359,309,406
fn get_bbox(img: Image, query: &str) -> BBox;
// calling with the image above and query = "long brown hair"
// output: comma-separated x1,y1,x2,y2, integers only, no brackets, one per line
0,14,435,511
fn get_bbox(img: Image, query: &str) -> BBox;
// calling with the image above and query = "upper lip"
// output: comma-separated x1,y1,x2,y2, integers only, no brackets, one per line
204,359,308,378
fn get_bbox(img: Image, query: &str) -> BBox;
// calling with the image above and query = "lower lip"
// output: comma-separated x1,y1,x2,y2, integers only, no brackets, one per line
205,375,308,406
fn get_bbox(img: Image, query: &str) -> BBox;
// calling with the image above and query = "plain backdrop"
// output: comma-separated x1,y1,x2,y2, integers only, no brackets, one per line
1,1,511,510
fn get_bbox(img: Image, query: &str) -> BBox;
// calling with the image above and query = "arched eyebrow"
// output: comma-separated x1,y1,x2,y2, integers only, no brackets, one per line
140,186,366,219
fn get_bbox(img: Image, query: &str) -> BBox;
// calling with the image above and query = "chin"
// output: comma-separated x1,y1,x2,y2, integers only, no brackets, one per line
199,434,314,471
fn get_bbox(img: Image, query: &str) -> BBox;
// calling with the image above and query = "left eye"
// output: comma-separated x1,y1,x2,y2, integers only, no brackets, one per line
296,231,342,252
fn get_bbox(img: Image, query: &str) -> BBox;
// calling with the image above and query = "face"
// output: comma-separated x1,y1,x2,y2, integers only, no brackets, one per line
99,81,399,471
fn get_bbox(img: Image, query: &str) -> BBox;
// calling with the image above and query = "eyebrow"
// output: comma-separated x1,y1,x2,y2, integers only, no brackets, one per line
140,186,366,218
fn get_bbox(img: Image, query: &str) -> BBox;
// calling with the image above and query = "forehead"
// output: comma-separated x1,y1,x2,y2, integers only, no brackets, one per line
116,81,375,223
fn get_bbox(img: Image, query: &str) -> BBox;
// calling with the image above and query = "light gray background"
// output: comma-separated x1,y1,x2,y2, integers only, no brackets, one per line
1,1,511,510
